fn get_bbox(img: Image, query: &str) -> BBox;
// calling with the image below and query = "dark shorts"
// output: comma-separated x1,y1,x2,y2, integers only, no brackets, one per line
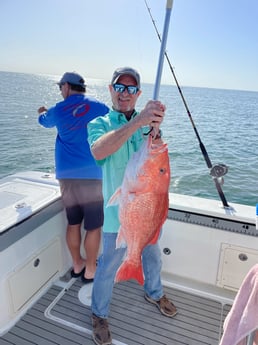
59,179,104,231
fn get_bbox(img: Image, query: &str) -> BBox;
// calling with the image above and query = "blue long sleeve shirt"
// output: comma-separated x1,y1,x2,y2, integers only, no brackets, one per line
38,94,109,179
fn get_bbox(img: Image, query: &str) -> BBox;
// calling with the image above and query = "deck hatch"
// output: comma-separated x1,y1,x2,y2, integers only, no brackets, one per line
0,179,60,233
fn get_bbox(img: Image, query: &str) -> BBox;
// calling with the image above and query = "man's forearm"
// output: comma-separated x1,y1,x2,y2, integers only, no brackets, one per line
91,116,142,160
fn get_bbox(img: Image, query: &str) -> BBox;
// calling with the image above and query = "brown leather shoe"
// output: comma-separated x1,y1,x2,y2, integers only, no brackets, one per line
144,294,177,317
92,314,112,345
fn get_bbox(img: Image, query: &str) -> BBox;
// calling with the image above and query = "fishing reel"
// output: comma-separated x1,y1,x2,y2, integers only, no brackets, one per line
210,164,228,185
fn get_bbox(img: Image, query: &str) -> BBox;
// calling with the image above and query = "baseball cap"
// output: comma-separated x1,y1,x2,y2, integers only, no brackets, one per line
57,72,86,88
111,67,141,88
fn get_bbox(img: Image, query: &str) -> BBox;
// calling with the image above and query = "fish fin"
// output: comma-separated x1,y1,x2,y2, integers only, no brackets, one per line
107,187,121,206
149,227,162,245
115,260,144,285
116,227,127,248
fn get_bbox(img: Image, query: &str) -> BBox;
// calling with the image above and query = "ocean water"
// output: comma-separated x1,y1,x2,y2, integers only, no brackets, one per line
0,71,257,207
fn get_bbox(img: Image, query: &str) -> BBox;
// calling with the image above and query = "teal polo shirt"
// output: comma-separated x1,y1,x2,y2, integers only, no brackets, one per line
87,109,147,233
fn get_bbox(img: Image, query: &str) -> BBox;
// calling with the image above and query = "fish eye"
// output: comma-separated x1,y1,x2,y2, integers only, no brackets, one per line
159,168,166,174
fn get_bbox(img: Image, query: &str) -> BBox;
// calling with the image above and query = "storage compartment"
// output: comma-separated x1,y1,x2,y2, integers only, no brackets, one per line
217,243,258,291
0,177,60,234
7,238,61,313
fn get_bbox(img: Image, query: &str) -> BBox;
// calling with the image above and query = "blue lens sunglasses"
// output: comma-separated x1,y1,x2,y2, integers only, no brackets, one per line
113,83,139,95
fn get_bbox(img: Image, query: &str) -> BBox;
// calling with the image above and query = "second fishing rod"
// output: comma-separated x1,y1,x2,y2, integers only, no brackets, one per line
144,0,230,208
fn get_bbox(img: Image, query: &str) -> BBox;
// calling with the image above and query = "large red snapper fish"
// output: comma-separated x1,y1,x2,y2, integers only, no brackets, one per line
108,134,170,285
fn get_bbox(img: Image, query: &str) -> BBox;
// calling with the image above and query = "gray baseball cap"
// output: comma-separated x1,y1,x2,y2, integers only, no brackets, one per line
57,72,86,88
111,67,141,88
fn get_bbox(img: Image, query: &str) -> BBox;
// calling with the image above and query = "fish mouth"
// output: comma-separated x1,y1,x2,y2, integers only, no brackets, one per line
148,137,168,154
151,142,168,152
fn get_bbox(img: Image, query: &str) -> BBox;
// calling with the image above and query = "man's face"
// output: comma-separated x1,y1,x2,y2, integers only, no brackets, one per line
109,74,141,114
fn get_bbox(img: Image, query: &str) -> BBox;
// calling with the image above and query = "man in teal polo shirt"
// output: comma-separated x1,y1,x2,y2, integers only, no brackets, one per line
87,67,177,345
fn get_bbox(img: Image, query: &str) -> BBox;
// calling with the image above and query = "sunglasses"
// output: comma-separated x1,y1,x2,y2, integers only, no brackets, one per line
113,83,139,95
59,83,65,90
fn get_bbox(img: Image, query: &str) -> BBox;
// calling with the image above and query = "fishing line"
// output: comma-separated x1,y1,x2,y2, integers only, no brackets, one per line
144,0,229,208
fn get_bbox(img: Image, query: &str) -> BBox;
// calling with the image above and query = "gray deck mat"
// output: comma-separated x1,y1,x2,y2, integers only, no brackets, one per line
1,279,231,345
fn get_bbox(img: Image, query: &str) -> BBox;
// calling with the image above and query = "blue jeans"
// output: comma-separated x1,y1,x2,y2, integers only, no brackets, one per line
91,232,164,318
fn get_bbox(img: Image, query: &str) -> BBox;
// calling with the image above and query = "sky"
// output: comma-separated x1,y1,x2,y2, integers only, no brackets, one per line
0,0,258,92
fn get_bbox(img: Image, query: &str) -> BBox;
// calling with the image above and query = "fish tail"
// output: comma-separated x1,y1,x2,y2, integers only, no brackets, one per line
115,260,144,285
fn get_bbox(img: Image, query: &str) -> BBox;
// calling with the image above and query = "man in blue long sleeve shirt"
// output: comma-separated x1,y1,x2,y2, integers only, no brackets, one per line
38,72,109,283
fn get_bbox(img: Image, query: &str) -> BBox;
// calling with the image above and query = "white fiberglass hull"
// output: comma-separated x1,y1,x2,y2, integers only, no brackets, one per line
0,171,257,336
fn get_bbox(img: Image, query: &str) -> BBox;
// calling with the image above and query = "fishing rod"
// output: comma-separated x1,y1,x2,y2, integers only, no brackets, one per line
153,0,173,100
145,1,172,139
144,0,230,208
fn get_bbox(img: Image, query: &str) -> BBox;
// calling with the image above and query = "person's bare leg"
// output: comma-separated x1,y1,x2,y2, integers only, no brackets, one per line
66,224,85,273
83,227,101,279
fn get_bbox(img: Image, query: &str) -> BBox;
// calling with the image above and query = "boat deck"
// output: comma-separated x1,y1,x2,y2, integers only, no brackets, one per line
1,276,231,345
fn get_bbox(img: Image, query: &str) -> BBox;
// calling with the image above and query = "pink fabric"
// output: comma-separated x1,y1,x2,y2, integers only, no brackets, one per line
219,264,258,345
